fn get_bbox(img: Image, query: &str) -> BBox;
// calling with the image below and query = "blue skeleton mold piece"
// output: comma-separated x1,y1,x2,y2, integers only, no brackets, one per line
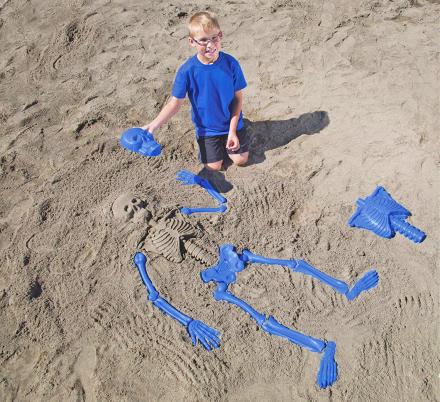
176,169,227,215
133,252,220,351
120,128,161,157
201,244,379,388
348,186,426,243
181,205,227,215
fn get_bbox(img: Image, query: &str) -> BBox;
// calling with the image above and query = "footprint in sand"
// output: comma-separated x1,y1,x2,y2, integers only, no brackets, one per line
0,345,41,399
72,344,97,402
0,196,33,251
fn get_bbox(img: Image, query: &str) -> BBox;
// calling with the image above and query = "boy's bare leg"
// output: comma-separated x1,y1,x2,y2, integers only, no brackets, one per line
204,160,223,171
228,152,249,166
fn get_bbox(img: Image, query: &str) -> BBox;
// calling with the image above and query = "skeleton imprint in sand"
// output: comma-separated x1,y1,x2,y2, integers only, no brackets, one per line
112,193,151,223
141,212,216,265
111,193,217,264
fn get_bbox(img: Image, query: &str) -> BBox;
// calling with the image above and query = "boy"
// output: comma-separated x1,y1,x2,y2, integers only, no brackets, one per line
142,11,249,171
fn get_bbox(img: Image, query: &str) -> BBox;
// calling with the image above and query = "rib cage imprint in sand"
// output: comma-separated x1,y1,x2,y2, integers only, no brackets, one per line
142,214,217,265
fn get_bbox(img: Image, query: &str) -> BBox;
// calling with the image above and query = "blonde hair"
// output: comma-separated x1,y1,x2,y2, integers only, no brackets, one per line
188,11,220,36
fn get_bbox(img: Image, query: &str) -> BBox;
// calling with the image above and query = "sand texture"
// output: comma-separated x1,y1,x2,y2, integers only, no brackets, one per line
1,0,439,401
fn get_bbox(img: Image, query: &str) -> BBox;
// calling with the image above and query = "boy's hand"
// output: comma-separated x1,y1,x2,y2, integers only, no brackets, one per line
226,132,240,151
141,124,157,134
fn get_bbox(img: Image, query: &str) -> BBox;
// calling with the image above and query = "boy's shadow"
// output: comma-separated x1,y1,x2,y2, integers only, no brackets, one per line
198,110,329,193
197,167,233,194
246,110,329,165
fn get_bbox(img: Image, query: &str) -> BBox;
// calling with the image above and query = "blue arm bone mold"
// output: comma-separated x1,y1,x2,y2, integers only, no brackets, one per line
120,128,161,157
176,170,226,204
181,205,228,216
133,252,220,350
200,244,343,388
348,186,426,243
176,170,227,215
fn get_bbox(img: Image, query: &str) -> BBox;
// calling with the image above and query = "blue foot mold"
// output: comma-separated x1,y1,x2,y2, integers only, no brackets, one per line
317,342,338,389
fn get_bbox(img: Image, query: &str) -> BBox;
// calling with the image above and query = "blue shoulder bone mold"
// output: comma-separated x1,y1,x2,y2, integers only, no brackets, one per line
176,169,227,215
348,186,426,243
133,252,220,351
120,128,161,157
201,244,379,388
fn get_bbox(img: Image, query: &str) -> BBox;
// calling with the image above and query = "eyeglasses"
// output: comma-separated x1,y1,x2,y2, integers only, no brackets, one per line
191,32,222,47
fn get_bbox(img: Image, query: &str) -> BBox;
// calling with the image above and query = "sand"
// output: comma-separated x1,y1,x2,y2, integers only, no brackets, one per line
0,0,439,401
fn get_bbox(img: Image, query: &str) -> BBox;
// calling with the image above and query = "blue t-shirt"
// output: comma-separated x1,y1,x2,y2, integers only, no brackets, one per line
172,52,247,137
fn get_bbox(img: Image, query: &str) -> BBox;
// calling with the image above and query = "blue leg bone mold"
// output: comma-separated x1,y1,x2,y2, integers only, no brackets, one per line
200,244,375,388
241,249,379,301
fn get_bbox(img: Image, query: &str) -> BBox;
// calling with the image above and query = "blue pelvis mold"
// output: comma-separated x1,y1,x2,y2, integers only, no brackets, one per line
120,128,161,157
133,252,220,351
348,186,426,243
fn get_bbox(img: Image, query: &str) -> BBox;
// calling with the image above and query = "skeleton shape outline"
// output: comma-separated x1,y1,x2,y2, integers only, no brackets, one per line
125,174,379,389
111,191,217,265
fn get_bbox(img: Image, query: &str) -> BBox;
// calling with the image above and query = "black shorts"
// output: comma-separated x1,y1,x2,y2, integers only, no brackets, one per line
197,127,250,164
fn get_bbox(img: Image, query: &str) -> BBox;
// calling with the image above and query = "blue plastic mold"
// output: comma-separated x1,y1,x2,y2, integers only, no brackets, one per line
181,205,228,215
176,170,226,204
120,128,161,157
200,244,348,388
176,170,228,215
241,249,379,301
133,252,220,350
348,186,426,243
317,342,338,389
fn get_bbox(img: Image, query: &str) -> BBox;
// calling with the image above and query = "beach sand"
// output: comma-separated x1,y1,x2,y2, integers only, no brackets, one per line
1,0,439,401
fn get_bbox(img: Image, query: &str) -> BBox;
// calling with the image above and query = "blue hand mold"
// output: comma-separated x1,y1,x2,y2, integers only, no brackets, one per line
176,169,226,204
